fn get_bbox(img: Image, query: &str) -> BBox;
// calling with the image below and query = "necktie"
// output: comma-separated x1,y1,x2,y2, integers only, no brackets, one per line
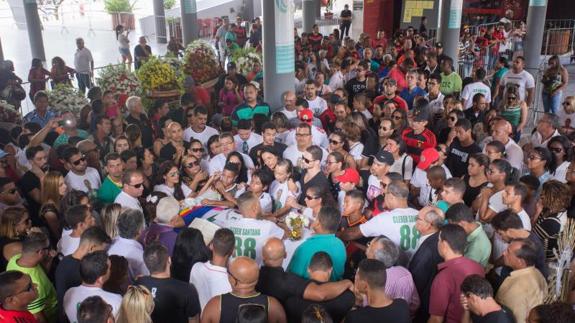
242,141,249,154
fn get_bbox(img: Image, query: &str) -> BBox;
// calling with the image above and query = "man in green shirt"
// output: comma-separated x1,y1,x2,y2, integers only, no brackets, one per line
288,206,346,281
439,56,462,96
231,83,271,126
7,231,58,323
97,153,123,204
445,203,492,268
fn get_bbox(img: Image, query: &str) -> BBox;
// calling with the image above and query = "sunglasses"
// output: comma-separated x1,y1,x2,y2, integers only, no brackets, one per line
72,156,86,166
329,140,341,145
191,147,205,153
508,96,517,100
128,182,144,189
550,147,564,153
305,194,320,200
184,161,200,168
302,157,314,164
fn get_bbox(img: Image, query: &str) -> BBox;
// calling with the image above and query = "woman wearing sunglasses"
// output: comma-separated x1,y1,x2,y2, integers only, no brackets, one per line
526,147,553,186
181,155,208,194
153,161,193,201
548,136,572,183
499,85,528,141
327,131,356,170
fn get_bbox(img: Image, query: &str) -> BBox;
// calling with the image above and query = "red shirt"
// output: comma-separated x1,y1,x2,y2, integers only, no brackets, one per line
387,67,408,92
0,307,37,323
401,128,437,165
429,257,484,323
192,86,211,106
373,94,409,111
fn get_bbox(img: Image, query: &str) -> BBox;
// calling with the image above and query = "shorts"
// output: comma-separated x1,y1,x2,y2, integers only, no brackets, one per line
119,47,131,57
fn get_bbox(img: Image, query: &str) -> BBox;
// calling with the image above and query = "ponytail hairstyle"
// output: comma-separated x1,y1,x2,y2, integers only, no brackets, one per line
469,153,490,176
115,25,123,40
491,159,518,185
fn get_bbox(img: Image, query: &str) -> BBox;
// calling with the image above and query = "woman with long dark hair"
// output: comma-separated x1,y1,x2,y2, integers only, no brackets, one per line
153,161,193,201
464,153,489,209
542,55,568,114
478,159,518,222
226,151,249,184
526,147,553,186
548,136,572,183
171,228,211,282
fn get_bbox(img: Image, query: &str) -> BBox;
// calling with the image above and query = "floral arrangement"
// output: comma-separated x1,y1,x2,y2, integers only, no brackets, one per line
231,48,262,77
285,211,310,241
0,100,20,123
136,56,179,92
96,64,140,97
47,84,89,115
183,40,222,84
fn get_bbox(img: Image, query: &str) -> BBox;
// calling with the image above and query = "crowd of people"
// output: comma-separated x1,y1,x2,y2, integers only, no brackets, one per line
1,7,575,323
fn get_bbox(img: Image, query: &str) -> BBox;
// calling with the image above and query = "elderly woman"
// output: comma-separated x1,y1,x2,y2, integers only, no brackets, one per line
125,96,154,148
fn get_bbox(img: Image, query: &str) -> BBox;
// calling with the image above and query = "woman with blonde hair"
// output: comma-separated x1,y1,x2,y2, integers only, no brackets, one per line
116,285,154,323
40,171,67,240
101,203,122,240
557,96,575,135
0,207,31,271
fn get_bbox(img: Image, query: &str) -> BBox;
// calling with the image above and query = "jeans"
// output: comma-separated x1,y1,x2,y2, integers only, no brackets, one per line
462,63,473,79
542,91,562,114
76,73,92,94
340,22,351,39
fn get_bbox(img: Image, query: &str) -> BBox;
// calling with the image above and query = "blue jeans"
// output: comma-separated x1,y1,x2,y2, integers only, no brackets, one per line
542,91,562,114
76,73,92,94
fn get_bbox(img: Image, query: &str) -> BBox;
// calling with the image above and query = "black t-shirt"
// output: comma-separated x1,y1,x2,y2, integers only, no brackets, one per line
284,284,355,323
445,139,482,178
18,171,41,224
256,266,310,304
345,78,367,105
125,113,154,148
249,142,288,167
470,307,515,323
159,141,191,163
344,299,411,323
340,9,352,20
298,171,330,205
55,256,81,320
136,276,201,323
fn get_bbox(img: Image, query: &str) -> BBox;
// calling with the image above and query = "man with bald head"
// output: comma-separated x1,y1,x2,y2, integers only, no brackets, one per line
201,256,286,323
257,238,353,304
483,119,523,170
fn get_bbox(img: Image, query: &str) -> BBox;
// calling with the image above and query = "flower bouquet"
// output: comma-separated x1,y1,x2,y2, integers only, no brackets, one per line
47,84,90,115
136,56,180,97
285,211,310,241
96,64,140,97
231,48,262,77
182,40,222,87
0,100,20,123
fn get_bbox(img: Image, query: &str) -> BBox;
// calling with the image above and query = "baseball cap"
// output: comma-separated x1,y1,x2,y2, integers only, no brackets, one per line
372,149,394,165
329,93,342,105
382,77,397,86
298,108,314,124
0,149,8,159
335,168,360,185
412,107,430,122
417,148,440,170
435,42,443,48
227,62,236,69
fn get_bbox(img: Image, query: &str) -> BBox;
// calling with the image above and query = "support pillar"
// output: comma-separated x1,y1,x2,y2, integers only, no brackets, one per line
438,0,463,66
244,0,255,22
302,0,315,33
524,0,548,77
153,0,167,43
263,0,295,111
0,37,4,61
180,0,198,45
315,0,321,18
23,0,45,61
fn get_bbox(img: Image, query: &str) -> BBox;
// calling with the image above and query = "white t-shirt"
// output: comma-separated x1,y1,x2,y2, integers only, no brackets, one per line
108,237,149,279
153,183,193,199
389,154,414,181
190,261,232,310
488,190,506,213
366,175,382,202
329,71,345,90
349,142,365,161
208,152,255,175
359,207,420,258
307,96,328,116
114,191,143,212
553,161,570,183
222,217,285,265
500,70,535,102
57,234,79,257
65,167,101,193
461,81,492,110
64,285,122,323
284,127,329,149
282,145,328,168
425,93,445,116
517,209,532,231
556,108,575,131
279,108,298,120
270,180,300,211
183,126,219,145
258,192,273,214
360,109,373,120
234,133,263,153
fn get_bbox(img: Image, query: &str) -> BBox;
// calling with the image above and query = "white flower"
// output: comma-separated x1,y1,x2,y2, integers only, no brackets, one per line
285,211,310,229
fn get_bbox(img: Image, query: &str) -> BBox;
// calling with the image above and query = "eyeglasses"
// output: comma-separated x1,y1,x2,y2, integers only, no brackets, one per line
184,161,200,168
550,147,564,154
128,182,144,189
296,132,311,137
305,194,320,200
329,140,341,145
191,147,205,153
72,156,86,166
528,155,541,161
302,157,314,164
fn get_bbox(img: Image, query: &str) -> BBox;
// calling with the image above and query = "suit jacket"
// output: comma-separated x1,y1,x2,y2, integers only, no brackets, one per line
409,231,442,323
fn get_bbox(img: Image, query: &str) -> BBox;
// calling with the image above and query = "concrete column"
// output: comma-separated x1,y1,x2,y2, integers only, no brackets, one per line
180,0,198,45
153,0,167,43
438,0,463,66
315,0,321,18
244,0,255,22
23,0,45,61
263,0,295,111
0,37,4,61
302,0,316,33
524,0,548,77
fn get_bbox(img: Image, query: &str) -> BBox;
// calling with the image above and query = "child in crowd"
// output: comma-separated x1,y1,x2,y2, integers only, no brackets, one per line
270,160,300,219
427,165,448,211
248,170,273,215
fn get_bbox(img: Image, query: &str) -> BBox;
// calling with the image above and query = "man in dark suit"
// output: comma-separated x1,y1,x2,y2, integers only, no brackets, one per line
409,206,445,323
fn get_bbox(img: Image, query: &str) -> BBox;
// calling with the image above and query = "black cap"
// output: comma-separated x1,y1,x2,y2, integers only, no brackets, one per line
372,149,394,165
413,107,430,122
435,42,443,48
329,93,342,105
